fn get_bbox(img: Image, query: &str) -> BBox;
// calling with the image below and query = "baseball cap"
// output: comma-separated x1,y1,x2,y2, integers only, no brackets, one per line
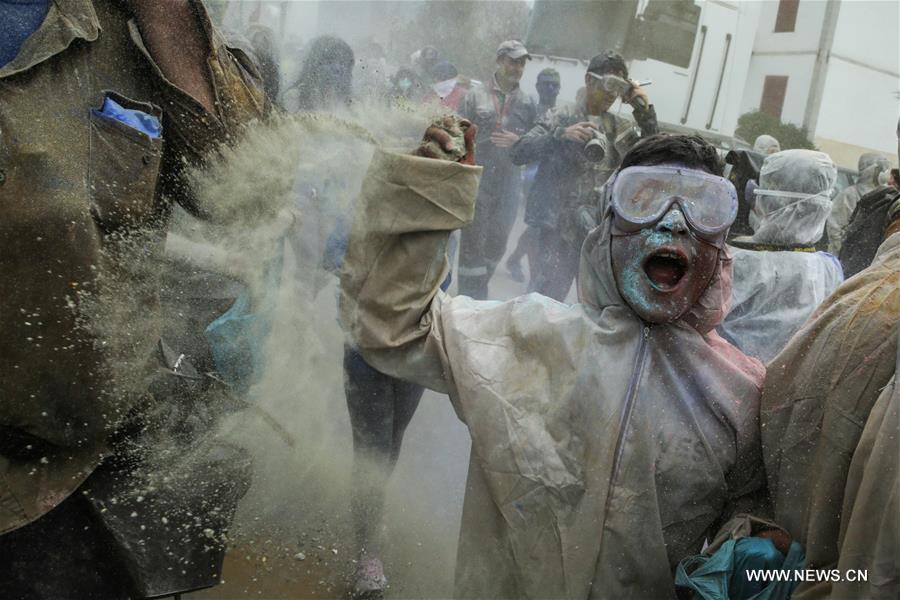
496,40,531,60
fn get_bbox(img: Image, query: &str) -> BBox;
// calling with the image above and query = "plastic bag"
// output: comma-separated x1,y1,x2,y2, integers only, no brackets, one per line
675,537,805,600
205,240,284,395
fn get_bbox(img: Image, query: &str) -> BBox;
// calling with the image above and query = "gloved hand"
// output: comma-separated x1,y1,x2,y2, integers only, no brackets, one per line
623,81,650,110
561,121,598,144
414,115,477,165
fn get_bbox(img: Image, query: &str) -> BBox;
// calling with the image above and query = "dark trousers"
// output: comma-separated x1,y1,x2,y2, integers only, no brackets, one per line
343,346,424,555
458,187,520,299
530,227,580,302
507,225,540,276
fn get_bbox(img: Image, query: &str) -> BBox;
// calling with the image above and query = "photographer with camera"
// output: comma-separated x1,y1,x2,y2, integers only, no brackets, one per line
511,51,657,301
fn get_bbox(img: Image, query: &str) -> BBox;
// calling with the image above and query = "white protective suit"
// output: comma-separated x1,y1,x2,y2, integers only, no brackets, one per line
720,150,843,363
826,153,891,255
340,150,767,599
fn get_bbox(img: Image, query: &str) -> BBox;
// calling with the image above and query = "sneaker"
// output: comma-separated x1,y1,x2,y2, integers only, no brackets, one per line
351,557,388,599
506,256,525,283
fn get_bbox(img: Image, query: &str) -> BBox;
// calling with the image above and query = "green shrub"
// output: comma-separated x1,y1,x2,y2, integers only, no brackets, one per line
735,111,816,150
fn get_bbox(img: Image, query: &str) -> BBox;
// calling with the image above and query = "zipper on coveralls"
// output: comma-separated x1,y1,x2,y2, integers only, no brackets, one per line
604,325,651,515
586,326,651,596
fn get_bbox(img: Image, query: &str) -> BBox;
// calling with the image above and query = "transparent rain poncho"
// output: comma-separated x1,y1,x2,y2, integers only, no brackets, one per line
745,149,837,247
721,150,843,363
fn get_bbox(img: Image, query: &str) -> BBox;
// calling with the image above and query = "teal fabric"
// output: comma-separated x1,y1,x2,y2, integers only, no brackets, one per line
731,537,786,598
205,241,284,395
675,538,806,600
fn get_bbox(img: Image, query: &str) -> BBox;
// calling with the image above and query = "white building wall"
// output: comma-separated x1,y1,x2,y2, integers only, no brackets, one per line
816,60,899,160
742,0,826,126
829,0,900,74
740,54,817,125
753,0,826,51
742,0,899,164
814,0,900,156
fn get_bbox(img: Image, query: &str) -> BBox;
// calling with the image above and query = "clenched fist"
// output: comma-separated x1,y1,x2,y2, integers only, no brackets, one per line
414,115,477,165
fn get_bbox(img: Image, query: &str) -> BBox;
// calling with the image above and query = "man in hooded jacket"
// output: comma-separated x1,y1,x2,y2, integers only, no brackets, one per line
719,149,843,363
340,132,772,598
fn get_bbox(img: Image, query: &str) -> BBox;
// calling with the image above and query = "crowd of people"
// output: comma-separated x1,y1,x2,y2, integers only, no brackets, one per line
1,2,898,599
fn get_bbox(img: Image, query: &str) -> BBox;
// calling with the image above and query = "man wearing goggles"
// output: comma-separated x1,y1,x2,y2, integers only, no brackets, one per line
606,160,737,323
510,50,658,302
342,130,778,598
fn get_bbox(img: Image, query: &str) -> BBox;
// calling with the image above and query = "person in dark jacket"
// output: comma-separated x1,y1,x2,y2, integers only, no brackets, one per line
505,68,562,283
457,40,538,299
246,23,281,104
510,51,658,301
0,1,268,597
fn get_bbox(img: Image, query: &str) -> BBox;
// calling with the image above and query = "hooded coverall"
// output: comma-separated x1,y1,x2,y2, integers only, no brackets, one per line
340,149,767,598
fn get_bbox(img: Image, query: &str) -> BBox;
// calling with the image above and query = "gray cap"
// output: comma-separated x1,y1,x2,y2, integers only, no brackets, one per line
496,40,530,60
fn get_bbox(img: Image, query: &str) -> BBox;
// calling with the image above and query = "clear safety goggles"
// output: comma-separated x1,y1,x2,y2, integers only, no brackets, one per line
587,72,632,97
609,165,738,241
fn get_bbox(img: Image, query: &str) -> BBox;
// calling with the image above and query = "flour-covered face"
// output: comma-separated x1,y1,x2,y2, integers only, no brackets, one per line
611,207,720,323
606,164,737,323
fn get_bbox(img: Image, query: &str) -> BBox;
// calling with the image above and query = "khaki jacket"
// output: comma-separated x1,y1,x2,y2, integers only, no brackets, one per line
0,0,266,534
761,232,900,597
340,150,766,598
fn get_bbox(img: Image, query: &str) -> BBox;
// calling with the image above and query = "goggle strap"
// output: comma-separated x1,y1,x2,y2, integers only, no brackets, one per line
753,188,823,200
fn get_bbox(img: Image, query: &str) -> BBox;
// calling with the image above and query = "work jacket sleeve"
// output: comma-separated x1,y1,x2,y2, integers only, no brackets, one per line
510,116,561,166
339,150,482,394
632,102,659,137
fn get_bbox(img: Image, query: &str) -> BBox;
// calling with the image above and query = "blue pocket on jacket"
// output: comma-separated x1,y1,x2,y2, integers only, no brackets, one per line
92,96,162,139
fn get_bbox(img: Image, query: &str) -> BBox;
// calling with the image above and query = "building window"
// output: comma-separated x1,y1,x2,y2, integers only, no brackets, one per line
760,76,789,119
774,0,800,32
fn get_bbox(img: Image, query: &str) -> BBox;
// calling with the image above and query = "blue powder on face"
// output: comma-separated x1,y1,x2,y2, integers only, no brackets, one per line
619,259,651,310
641,228,675,247
615,228,682,315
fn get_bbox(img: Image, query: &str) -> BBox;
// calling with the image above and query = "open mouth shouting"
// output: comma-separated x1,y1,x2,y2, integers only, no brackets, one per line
642,248,689,291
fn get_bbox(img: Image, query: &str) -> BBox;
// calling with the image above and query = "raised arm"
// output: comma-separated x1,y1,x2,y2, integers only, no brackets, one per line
339,122,481,393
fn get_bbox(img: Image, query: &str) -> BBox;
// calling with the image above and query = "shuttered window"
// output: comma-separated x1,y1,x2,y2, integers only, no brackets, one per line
774,0,800,32
760,76,789,119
